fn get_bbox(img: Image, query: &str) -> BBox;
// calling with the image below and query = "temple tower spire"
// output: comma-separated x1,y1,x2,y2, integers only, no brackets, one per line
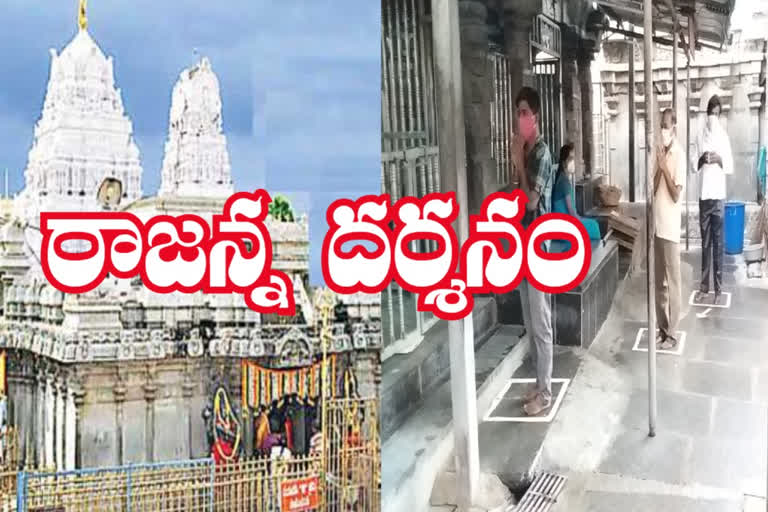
16,4,143,225
159,56,235,198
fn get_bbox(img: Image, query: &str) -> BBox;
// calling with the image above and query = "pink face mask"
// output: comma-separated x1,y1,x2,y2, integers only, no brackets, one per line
518,113,536,142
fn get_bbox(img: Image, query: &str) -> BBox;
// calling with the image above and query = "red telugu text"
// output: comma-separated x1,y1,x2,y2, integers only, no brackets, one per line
321,190,591,321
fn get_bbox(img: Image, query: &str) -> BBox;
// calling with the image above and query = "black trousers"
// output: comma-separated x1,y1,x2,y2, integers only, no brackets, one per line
699,199,724,294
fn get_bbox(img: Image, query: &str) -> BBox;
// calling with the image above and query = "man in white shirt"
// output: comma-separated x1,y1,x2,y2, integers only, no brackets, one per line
654,109,685,350
692,95,733,302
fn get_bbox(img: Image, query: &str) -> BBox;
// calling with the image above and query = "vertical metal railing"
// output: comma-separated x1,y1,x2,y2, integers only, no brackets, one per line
534,61,562,157
530,14,562,160
381,0,440,356
10,398,379,511
593,106,610,179
490,52,514,187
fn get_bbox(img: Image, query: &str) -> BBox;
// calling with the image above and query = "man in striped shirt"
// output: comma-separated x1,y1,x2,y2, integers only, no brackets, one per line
511,86,556,417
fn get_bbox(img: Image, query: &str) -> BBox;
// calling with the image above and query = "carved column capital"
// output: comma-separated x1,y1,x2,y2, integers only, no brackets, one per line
143,362,158,401
111,366,126,403
143,381,157,402
114,383,127,403
182,361,195,398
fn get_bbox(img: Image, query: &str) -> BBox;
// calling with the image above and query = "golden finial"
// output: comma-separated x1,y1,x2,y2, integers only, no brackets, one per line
78,0,88,31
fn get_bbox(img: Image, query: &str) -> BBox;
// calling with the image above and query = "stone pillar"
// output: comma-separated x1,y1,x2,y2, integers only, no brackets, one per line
144,367,157,463
44,375,54,468
432,0,480,506
65,386,76,470
562,30,583,173
182,373,196,460
36,373,45,468
578,50,595,177
72,385,85,469
14,370,34,469
113,376,126,466
503,0,539,123
460,0,496,212
55,381,64,471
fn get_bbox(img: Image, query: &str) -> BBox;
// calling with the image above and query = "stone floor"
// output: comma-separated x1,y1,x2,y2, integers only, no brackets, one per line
535,247,768,511
424,245,768,511
383,323,526,512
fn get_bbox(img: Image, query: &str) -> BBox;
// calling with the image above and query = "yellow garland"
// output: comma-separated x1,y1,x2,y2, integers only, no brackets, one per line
244,357,333,404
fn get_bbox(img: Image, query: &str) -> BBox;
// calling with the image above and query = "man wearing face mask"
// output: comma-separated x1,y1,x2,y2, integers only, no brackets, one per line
510,86,555,417
692,95,733,303
654,109,686,350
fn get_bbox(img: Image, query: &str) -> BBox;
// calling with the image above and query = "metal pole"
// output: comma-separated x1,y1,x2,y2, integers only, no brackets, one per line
629,40,636,202
686,54,691,251
672,16,678,114
431,0,479,508
644,0,658,437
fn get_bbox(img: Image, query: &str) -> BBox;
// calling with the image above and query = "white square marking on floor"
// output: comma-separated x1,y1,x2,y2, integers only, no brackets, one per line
483,378,570,424
688,290,732,309
632,328,687,356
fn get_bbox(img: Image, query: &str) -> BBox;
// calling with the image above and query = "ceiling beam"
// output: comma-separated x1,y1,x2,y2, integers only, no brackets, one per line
607,26,720,52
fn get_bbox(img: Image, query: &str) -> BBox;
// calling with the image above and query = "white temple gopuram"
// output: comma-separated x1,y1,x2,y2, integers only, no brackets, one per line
159,56,235,199
16,28,143,226
0,6,380,470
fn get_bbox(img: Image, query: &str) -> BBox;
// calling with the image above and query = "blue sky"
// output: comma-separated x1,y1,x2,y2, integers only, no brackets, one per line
0,0,380,285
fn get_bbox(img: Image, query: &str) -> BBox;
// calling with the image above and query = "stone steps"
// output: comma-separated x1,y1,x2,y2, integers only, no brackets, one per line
382,324,528,512
381,296,499,441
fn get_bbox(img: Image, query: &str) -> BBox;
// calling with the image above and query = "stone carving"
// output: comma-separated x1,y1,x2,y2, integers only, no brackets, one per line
159,57,234,198
275,327,313,367
187,328,204,357
119,336,135,361
76,337,90,362
248,328,265,357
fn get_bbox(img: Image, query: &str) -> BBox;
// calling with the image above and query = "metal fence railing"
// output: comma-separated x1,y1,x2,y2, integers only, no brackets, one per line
324,398,380,511
1,426,18,511
5,398,379,511
490,52,514,188
17,459,214,512
381,0,440,357
212,456,322,511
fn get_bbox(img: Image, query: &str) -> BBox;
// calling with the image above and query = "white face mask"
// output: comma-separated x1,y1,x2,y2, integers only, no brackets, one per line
661,128,673,147
566,160,575,174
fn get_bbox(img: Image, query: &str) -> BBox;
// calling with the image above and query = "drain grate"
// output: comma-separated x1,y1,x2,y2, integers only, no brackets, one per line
510,472,567,512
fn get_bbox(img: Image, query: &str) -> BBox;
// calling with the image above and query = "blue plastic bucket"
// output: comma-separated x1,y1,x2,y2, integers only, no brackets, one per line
724,201,745,255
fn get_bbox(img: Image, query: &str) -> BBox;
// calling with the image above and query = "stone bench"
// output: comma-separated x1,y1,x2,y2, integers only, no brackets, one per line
496,238,619,349
552,239,619,348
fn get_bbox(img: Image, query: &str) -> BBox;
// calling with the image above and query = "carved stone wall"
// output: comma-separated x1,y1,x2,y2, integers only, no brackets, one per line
6,354,236,468
6,348,379,468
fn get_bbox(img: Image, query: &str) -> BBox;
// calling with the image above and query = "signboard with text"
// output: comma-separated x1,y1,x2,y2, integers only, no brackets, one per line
280,476,320,512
